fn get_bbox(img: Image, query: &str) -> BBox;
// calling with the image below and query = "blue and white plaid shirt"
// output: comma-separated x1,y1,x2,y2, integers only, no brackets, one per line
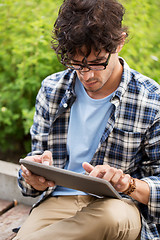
18,58,160,239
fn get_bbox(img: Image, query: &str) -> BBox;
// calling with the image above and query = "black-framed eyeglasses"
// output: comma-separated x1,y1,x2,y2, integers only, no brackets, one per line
64,53,111,72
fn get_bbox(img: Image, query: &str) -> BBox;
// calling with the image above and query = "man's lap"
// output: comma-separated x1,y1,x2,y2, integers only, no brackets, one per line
13,195,141,240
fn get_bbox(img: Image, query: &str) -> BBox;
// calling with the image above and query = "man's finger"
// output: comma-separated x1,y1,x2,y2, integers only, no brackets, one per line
24,155,42,163
41,151,53,165
82,162,94,173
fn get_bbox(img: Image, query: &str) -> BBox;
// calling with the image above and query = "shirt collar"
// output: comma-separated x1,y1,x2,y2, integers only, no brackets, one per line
111,57,132,105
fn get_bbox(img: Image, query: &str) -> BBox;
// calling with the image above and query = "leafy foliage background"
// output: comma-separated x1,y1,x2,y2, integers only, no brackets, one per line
0,0,159,161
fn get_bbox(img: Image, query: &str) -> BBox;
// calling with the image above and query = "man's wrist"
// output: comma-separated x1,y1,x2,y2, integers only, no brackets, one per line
123,177,136,195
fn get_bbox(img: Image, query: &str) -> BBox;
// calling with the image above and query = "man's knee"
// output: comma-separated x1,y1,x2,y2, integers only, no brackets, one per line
97,199,127,229
91,198,141,239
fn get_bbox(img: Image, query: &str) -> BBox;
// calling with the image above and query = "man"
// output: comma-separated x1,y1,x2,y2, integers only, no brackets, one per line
14,0,160,239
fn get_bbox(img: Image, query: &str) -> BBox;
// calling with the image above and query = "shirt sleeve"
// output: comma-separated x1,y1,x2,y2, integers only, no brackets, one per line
142,176,160,224
30,80,51,153
17,80,52,197
142,114,160,224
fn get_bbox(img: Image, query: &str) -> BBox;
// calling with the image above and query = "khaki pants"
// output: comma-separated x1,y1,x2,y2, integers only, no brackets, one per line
14,195,141,240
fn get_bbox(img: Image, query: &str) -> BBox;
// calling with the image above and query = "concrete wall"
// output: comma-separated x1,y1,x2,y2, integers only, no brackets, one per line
0,160,39,206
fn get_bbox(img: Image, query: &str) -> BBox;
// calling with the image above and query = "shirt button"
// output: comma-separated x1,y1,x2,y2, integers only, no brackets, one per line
63,103,68,108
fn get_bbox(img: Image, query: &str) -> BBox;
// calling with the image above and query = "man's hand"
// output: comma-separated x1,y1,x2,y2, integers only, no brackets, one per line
21,151,55,191
83,162,150,205
82,162,131,193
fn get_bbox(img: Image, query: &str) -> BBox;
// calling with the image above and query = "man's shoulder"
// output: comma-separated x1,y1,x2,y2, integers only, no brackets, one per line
42,69,72,89
132,70,160,94
36,69,75,105
120,58,160,102
126,71,160,121
128,69,160,105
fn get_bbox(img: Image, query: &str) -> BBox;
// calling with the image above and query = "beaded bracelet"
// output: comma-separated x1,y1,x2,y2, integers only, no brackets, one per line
123,177,136,195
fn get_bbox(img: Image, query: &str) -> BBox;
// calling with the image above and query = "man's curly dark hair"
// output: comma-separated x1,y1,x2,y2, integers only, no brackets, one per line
51,0,128,64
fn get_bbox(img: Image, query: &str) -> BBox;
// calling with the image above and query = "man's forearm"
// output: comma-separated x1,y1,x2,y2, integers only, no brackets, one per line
130,179,150,205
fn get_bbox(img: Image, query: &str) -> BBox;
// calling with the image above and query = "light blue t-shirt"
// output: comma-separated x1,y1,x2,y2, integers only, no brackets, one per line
53,77,114,196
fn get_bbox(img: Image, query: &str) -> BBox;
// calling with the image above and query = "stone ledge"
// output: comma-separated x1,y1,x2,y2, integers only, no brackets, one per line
0,160,39,206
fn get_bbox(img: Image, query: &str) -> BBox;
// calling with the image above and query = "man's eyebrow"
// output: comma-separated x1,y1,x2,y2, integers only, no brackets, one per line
71,56,106,64
89,56,106,63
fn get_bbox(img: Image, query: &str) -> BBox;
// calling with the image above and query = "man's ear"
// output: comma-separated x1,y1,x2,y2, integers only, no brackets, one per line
116,32,127,53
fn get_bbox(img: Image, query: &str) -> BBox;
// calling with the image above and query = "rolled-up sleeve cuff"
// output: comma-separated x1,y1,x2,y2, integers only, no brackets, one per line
142,176,160,223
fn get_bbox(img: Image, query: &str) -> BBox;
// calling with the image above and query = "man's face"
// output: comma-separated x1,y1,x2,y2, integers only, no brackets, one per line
72,48,122,99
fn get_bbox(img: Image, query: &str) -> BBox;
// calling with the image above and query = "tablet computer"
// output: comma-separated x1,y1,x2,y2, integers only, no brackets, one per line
19,159,122,199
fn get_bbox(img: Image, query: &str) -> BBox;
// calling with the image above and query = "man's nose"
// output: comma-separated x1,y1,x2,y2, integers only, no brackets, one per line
80,70,94,81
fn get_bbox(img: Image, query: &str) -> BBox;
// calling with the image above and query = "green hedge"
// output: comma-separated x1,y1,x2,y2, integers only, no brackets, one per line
121,0,160,82
0,0,159,155
0,0,64,153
